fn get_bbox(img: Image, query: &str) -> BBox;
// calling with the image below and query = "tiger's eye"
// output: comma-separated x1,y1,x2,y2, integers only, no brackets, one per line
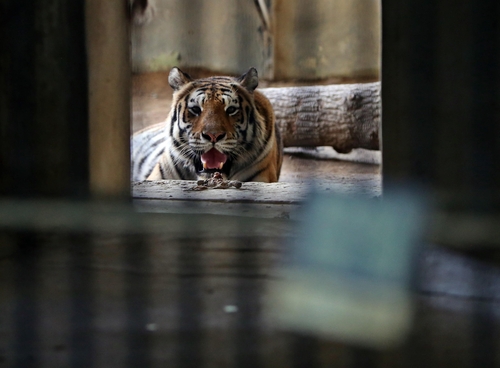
189,106,201,115
226,106,238,115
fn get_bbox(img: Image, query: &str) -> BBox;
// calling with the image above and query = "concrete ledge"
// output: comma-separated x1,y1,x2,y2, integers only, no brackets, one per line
132,179,381,219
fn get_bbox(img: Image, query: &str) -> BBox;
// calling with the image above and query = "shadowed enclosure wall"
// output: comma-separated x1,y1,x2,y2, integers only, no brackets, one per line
131,0,381,81
382,0,500,248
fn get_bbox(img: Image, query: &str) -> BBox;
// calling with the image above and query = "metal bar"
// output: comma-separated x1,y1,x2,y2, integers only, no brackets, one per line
69,234,95,368
125,234,151,367
0,0,89,198
0,0,37,196
13,233,40,368
471,262,497,368
175,238,204,368
234,239,262,368
290,334,320,368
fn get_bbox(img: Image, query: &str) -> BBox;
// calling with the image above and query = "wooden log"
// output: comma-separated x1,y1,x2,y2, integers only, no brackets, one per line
260,82,380,153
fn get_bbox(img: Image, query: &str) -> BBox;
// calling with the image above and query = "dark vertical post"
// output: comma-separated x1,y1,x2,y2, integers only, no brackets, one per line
471,262,496,368
290,333,319,368
0,0,89,198
382,0,500,208
13,233,40,368
382,0,500,366
69,234,95,368
175,238,203,368
125,234,151,368
234,240,262,368
1,1,92,367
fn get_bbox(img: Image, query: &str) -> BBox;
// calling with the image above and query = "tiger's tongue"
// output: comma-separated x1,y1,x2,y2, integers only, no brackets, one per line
201,148,227,170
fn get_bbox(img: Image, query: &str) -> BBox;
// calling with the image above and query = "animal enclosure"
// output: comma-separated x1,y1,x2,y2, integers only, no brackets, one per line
1,0,500,367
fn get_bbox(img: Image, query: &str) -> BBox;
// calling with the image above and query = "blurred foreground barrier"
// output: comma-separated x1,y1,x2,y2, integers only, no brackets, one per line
382,0,500,250
268,188,427,349
1,193,500,367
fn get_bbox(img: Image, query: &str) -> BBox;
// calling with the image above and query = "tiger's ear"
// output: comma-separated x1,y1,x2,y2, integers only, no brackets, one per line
237,67,259,92
168,67,192,91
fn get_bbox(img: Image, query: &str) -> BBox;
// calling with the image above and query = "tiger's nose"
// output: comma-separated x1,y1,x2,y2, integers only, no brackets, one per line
202,131,226,143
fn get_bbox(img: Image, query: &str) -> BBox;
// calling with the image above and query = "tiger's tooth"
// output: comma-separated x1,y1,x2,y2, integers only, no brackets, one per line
203,162,207,169
219,162,224,169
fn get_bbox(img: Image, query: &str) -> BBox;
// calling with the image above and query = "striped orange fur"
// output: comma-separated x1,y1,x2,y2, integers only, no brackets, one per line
131,67,283,182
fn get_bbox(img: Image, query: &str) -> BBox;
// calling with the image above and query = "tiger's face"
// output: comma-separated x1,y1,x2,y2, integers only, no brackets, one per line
168,68,263,179
185,86,247,175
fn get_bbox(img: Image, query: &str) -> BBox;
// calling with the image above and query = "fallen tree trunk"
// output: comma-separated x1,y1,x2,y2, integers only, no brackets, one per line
260,82,381,153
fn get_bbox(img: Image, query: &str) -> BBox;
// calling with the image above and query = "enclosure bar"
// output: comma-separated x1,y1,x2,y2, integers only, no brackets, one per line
0,0,89,198
382,0,500,248
86,0,131,199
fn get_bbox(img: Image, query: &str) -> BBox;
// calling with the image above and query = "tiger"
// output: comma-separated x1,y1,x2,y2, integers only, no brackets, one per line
131,67,283,182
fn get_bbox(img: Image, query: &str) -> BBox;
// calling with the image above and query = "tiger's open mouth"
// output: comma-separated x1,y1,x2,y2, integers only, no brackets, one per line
197,148,229,174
